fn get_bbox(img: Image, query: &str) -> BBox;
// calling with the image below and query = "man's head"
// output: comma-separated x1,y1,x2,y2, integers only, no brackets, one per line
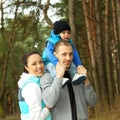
54,40,73,69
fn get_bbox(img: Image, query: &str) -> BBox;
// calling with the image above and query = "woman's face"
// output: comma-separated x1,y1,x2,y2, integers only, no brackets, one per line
25,54,44,77
60,30,71,41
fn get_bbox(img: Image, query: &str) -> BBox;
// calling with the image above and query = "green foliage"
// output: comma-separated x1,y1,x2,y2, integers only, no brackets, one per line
0,105,5,118
50,0,68,19
0,2,51,115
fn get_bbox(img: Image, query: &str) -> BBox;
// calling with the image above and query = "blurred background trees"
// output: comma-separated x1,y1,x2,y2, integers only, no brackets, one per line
0,0,120,119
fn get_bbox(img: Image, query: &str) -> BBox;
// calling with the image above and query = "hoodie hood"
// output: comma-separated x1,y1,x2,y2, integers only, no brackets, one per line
18,73,39,88
47,30,61,45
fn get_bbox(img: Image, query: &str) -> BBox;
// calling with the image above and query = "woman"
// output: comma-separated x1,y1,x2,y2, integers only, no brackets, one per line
18,51,51,120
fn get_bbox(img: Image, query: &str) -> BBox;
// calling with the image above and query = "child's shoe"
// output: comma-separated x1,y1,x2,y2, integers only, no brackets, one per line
72,74,86,85
62,78,70,87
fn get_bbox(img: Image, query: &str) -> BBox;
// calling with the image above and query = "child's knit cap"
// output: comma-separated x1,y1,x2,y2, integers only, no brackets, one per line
53,20,71,35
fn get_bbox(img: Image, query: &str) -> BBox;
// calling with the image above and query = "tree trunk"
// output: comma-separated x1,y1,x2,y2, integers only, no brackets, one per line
82,0,99,96
0,0,4,30
111,0,118,95
95,0,107,104
116,0,120,95
104,0,114,106
68,0,77,43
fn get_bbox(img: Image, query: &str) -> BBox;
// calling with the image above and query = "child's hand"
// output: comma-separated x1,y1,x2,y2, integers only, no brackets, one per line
77,65,87,76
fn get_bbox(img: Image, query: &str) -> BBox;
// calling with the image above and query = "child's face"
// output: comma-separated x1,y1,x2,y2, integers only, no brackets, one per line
60,30,71,41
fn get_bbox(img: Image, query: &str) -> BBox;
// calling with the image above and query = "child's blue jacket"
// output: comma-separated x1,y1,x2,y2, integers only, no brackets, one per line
42,30,82,66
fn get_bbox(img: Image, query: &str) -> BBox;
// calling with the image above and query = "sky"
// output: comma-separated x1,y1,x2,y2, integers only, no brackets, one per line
49,0,60,4
0,0,61,22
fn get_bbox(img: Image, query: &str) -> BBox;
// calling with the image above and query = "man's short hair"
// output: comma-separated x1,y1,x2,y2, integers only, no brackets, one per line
54,40,72,53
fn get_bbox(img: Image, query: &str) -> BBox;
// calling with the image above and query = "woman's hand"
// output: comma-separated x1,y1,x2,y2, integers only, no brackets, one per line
46,106,51,111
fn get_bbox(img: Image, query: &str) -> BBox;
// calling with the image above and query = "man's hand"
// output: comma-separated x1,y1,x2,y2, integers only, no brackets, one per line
56,62,66,78
77,65,90,86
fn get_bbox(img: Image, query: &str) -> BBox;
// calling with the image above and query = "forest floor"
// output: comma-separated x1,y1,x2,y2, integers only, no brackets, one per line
0,111,120,120
1,107,120,120
1,97,120,120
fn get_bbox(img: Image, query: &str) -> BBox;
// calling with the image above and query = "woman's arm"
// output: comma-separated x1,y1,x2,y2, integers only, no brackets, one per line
22,83,50,120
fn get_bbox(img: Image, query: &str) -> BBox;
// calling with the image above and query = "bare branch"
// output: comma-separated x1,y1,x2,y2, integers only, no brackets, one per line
43,0,53,27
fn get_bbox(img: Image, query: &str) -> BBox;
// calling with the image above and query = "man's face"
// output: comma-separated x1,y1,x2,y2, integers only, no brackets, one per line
55,45,73,69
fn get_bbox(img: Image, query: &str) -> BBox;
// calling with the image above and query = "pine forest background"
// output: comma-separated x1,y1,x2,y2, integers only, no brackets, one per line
0,0,120,120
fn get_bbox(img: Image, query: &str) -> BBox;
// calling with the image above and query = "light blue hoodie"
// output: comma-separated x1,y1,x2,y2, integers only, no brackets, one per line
18,73,51,120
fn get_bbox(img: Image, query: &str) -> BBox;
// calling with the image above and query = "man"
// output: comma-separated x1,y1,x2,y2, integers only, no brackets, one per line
41,40,97,120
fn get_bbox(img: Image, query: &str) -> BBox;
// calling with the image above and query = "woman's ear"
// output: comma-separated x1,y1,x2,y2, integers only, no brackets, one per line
24,66,28,72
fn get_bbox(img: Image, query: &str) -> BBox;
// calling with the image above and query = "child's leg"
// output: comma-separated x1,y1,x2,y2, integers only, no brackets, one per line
70,63,86,85
69,63,77,77
45,63,56,78
45,63,70,87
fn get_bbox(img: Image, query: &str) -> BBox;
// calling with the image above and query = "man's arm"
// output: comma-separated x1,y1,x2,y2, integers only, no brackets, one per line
84,81,97,107
77,67,97,107
40,72,63,108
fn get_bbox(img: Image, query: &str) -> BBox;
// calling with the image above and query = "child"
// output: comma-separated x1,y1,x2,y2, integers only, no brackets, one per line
42,20,86,86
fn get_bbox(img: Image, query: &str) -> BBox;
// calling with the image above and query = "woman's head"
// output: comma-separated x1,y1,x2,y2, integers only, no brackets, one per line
23,51,44,76
53,20,71,41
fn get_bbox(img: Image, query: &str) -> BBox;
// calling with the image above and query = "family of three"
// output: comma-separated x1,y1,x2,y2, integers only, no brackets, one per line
18,20,97,120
